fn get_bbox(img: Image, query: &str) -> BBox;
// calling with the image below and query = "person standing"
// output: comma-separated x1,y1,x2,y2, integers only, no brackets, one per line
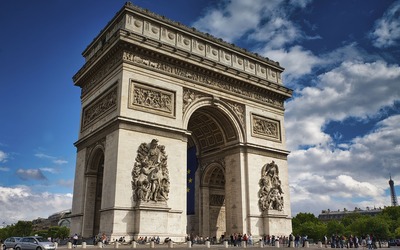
72,234,78,248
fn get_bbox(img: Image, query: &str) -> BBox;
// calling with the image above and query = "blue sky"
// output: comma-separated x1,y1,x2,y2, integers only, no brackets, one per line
0,0,399,225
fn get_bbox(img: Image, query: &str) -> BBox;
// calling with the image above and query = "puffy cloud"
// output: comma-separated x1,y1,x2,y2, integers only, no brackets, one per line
0,150,8,163
288,115,400,215
285,60,400,150
192,0,313,48
16,169,47,181
0,167,10,171
262,46,322,83
370,1,400,48
0,185,72,225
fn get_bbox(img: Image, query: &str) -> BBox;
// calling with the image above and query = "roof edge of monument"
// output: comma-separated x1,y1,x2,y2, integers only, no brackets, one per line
81,2,283,71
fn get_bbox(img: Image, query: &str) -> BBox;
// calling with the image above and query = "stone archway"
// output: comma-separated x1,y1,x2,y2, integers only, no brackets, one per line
201,163,226,240
185,103,243,240
71,2,293,242
82,144,105,237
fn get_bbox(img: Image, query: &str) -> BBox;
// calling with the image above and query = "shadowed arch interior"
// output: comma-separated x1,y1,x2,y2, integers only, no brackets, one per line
188,106,238,154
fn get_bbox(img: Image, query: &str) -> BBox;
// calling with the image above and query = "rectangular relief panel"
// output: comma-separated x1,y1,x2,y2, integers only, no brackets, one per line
251,113,281,142
81,85,118,131
128,80,176,118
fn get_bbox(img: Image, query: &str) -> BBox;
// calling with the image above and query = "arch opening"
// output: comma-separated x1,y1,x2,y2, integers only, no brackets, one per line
186,105,239,241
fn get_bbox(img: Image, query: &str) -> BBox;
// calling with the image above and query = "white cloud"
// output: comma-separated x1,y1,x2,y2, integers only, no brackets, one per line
288,115,400,215
16,169,47,181
35,153,67,165
0,150,8,163
54,159,68,165
285,60,400,150
40,167,59,174
0,185,72,225
192,0,313,49
370,1,400,48
261,46,322,83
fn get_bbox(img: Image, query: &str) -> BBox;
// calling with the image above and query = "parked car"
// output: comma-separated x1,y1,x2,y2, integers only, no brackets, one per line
3,237,22,250
14,237,56,250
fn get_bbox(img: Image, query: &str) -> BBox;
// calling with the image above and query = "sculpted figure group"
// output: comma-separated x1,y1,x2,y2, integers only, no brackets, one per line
258,161,284,211
131,139,170,202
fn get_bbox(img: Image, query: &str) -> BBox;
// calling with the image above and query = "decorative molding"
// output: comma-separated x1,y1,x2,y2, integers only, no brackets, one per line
210,194,225,206
128,80,175,118
224,100,245,128
251,113,281,142
81,51,123,96
82,86,118,130
183,88,208,114
123,51,284,109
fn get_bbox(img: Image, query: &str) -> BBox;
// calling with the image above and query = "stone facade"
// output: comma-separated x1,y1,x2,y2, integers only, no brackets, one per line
70,2,293,242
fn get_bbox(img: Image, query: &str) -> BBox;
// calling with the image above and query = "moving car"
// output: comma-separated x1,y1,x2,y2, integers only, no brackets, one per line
3,237,22,250
14,237,56,250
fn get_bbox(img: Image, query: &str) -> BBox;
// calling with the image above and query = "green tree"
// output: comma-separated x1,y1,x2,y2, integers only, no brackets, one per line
12,221,32,237
327,220,345,236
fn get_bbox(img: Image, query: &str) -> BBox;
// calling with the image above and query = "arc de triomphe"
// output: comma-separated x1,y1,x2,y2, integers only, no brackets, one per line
70,2,293,242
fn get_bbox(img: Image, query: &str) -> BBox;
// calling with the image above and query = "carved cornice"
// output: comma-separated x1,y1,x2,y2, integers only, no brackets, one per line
123,46,288,109
251,113,281,142
82,2,283,73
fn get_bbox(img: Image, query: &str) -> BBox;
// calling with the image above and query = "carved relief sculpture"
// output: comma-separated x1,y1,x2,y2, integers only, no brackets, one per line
258,161,284,211
131,139,170,203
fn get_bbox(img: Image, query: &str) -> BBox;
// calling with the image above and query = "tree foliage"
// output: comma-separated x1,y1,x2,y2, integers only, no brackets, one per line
292,206,400,241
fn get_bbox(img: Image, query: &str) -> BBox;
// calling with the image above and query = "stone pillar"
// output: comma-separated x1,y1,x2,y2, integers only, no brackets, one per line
97,242,102,248
224,241,229,248
243,241,247,248
318,241,322,248
290,241,294,248
276,241,280,248
67,242,72,249
168,240,173,248
131,241,137,248
260,240,264,248
0,244,3,250
150,241,155,248
305,241,310,248
205,241,210,248
187,241,192,248
82,242,87,248
115,241,119,248
55,242,58,249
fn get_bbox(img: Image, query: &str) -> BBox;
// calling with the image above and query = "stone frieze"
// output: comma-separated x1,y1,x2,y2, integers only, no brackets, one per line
82,87,118,130
251,114,281,142
129,81,175,117
123,51,284,109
